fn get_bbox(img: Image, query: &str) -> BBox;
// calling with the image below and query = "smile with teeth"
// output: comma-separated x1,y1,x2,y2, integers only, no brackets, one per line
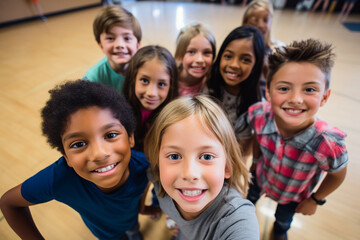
92,162,119,173
283,108,304,114
181,189,204,197
225,71,240,78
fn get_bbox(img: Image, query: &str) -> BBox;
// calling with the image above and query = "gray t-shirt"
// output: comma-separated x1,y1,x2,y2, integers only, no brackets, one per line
149,170,259,240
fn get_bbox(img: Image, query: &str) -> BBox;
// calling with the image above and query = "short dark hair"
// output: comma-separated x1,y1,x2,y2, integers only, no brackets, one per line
41,80,136,154
267,38,335,90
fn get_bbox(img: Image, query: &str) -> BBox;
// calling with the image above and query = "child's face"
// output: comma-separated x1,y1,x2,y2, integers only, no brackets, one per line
220,38,256,95
135,58,170,111
158,115,231,220
246,8,272,41
180,34,213,84
62,106,135,193
98,25,140,73
266,62,330,138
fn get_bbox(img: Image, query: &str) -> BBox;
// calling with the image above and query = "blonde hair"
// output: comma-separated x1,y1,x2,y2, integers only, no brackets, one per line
144,95,249,197
242,0,274,49
174,23,216,74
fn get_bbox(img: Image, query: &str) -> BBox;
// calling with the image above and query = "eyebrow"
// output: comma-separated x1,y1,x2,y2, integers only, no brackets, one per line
63,123,123,142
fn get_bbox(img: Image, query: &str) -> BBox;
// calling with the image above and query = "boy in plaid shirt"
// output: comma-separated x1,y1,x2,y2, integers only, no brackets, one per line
237,39,348,240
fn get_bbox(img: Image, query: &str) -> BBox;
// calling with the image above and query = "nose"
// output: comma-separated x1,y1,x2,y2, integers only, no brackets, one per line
181,158,200,182
289,90,303,104
229,58,240,70
114,37,125,49
195,52,204,63
89,139,110,162
146,83,157,97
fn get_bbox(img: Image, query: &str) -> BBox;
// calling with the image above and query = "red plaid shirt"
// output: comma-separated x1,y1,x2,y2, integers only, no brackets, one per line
248,102,348,204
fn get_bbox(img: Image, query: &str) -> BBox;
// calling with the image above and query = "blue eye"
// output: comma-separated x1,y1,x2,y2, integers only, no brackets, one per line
200,154,214,160
105,132,118,139
168,154,180,160
70,142,86,149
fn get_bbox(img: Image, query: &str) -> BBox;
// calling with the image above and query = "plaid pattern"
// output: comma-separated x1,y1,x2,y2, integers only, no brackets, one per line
248,102,348,204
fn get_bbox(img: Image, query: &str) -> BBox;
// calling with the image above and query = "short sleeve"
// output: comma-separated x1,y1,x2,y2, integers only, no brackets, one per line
314,128,348,172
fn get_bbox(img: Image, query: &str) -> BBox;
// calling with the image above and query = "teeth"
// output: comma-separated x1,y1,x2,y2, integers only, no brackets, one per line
285,109,303,113
182,190,202,197
226,72,239,77
93,163,117,173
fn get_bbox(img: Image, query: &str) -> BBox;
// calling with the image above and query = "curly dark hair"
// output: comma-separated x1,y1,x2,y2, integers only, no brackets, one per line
41,80,136,154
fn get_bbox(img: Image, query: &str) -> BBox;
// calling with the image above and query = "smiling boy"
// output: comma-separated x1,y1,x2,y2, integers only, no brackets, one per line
83,5,141,93
0,80,153,240
241,39,348,240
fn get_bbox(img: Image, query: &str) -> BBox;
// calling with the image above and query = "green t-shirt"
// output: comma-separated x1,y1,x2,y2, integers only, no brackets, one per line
83,57,125,93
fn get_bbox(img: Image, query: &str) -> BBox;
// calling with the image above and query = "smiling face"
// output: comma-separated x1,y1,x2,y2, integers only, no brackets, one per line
159,114,231,220
220,38,256,95
62,106,134,193
246,8,272,41
266,62,331,138
135,58,171,111
179,34,213,86
98,25,140,73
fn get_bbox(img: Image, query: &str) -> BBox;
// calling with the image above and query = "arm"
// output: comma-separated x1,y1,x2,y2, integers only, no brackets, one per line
0,184,44,239
295,166,347,215
138,182,161,215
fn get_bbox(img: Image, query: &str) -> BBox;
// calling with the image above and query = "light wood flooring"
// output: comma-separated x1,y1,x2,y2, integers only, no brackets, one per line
0,1,359,239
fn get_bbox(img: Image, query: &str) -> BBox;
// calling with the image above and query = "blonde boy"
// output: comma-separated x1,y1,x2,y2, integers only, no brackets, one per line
84,5,141,92
243,39,348,240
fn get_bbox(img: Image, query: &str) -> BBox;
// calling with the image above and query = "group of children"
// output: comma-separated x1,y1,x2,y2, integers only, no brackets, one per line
0,1,348,240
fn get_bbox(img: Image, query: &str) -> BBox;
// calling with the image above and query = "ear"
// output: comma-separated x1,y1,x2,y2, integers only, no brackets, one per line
98,42,103,50
63,154,73,168
224,164,231,179
129,133,135,148
265,85,271,102
320,89,331,107
136,41,141,50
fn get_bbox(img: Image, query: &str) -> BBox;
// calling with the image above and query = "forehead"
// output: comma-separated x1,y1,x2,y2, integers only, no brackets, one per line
224,38,254,55
271,62,327,87
136,58,170,78
187,34,212,48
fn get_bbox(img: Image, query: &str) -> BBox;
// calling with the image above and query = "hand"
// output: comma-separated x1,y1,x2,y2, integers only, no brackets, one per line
295,197,317,215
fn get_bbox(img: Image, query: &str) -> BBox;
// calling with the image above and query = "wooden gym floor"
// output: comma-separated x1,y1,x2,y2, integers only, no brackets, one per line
0,1,359,239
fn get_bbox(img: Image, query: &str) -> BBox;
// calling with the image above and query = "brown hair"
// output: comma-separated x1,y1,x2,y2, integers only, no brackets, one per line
144,95,249,197
267,38,335,90
93,5,142,43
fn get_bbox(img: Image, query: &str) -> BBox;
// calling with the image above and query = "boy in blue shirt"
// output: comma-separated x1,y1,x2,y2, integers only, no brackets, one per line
84,5,142,93
0,80,157,240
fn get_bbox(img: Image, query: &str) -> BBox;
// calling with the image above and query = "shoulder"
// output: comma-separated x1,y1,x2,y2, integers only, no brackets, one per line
215,188,259,240
21,157,77,203
248,101,272,128
83,57,115,82
310,120,348,170
130,150,150,171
